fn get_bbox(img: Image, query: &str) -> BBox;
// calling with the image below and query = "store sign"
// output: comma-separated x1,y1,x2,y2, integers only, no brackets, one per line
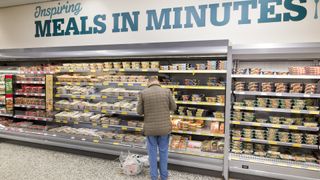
34,0,309,37
0,0,319,49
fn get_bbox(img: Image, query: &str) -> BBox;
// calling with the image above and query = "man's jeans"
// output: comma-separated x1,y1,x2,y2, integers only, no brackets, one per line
147,135,169,180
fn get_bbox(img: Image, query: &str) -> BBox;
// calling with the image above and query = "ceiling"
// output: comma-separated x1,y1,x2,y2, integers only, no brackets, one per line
0,0,54,8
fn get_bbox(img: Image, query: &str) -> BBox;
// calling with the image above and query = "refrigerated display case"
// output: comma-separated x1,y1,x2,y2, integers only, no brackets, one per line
229,43,320,180
0,40,232,179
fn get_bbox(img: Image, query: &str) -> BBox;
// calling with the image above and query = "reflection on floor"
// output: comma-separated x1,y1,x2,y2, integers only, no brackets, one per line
0,142,220,180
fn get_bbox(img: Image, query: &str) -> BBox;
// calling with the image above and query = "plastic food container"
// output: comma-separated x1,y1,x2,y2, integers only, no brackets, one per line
195,64,206,70
275,83,288,93
114,134,125,141
254,129,265,140
217,95,225,104
257,98,268,107
235,81,245,91
232,111,242,121
305,134,318,145
306,106,318,111
182,95,190,101
122,62,131,69
234,102,244,106
290,83,303,93
243,128,253,138
235,68,247,75
261,82,273,92
281,118,295,125
134,136,146,144
291,132,303,144
243,143,254,154
262,71,274,75
269,99,280,108
267,128,278,141
150,62,159,69
195,109,207,117
232,129,242,137
187,108,197,117
205,97,217,103
294,118,303,125
303,122,318,127
127,121,138,127
248,82,259,92
244,100,256,107
249,68,261,75
269,116,281,124
305,83,317,94
113,62,122,69
256,119,267,123
213,112,224,118
191,94,203,102
184,79,199,86
278,132,290,142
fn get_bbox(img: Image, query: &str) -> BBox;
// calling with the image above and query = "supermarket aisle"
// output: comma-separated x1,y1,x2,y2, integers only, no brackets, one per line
0,142,218,180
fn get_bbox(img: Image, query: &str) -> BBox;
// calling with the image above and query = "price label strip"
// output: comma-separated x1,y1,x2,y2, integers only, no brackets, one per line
268,141,277,145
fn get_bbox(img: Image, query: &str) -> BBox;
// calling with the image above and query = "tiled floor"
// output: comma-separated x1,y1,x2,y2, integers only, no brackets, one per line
0,142,219,180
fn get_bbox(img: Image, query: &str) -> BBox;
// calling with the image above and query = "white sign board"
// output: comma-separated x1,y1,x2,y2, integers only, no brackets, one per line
0,0,319,49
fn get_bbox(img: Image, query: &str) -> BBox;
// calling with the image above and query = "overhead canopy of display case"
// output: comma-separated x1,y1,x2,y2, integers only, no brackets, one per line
233,42,320,60
0,40,229,61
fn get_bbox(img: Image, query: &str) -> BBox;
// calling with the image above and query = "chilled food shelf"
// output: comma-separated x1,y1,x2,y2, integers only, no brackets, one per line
109,68,159,72
232,137,318,149
101,109,141,116
15,92,46,97
14,104,46,109
231,121,319,132
53,120,143,132
176,101,225,107
233,106,320,115
159,70,227,74
102,124,143,132
55,94,99,99
54,107,142,117
0,70,19,74
170,149,224,159
57,68,159,73
14,115,53,121
18,71,55,75
56,69,104,73
102,124,142,132
16,81,45,85
162,85,225,90
55,94,137,101
0,128,145,149
231,154,320,173
0,128,223,172
171,115,224,122
172,129,224,137
56,82,102,86
234,91,320,98
55,81,148,88
0,113,13,117
231,153,320,172
232,74,320,79
103,81,148,87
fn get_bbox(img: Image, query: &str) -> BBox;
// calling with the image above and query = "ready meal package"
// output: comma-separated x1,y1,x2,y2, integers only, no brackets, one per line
46,75,53,112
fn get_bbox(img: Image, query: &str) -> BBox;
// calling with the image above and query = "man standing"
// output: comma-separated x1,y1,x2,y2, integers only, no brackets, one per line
137,76,177,180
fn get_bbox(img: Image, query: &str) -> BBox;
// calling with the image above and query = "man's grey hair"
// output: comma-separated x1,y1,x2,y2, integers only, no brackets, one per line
148,76,159,83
